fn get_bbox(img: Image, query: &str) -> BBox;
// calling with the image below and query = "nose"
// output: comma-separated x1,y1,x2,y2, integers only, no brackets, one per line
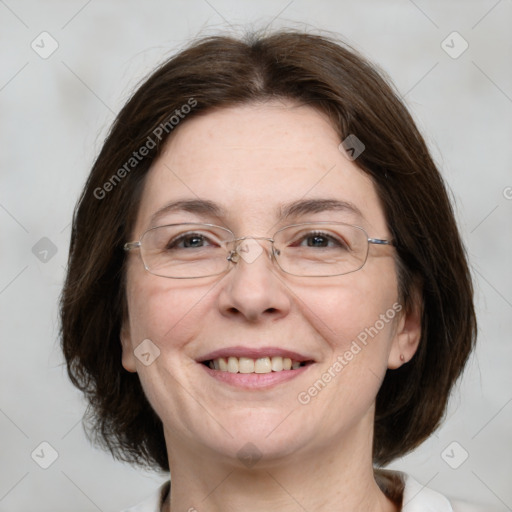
217,237,291,323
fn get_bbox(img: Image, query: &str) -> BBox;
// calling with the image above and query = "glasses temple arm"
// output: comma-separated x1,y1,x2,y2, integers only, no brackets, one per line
368,238,395,246
124,241,141,251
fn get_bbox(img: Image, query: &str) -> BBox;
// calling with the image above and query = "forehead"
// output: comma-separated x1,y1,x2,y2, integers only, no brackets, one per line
133,101,387,235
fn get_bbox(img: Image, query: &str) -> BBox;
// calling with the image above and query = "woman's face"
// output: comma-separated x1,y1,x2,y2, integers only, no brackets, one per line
121,101,419,467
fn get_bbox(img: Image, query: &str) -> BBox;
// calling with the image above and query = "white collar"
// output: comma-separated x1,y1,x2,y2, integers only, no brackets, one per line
123,471,462,512
400,472,453,512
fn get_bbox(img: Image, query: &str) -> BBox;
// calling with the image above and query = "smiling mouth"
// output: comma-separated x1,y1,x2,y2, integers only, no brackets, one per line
202,356,314,374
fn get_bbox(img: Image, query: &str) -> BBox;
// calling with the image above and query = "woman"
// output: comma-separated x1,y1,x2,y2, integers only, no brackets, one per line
60,31,487,511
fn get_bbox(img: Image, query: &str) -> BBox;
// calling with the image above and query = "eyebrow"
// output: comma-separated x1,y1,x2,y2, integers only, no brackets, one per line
278,198,364,221
149,199,226,227
148,197,364,227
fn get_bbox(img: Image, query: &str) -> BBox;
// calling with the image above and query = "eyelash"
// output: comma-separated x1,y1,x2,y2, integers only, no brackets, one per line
166,233,217,249
166,231,348,250
291,231,348,249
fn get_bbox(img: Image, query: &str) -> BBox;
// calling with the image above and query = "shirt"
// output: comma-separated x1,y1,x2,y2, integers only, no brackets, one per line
120,471,496,512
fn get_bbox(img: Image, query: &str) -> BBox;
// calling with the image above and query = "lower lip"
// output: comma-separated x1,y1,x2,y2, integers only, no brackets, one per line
201,364,312,389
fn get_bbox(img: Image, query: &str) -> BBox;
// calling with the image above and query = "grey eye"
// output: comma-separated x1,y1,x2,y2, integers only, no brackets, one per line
167,233,216,250
293,231,348,249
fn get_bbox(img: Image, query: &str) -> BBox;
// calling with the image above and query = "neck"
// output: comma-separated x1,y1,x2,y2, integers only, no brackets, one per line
162,419,400,512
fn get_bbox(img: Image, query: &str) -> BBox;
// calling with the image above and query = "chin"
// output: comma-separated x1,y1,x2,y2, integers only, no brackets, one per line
201,413,317,464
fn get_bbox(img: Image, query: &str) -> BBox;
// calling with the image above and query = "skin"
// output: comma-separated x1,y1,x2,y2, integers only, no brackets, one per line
121,100,421,512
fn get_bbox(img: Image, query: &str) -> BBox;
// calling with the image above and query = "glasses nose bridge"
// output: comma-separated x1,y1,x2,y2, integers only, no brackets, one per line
232,235,275,244
227,235,277,264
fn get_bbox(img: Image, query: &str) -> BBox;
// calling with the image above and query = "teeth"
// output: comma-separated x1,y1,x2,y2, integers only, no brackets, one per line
207,355,306,373
239,357,254,373
255,357,272,374
271,356,283,372
227,356,238,373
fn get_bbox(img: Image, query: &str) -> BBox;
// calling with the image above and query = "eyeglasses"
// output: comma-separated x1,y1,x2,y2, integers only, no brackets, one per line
123,222,394,279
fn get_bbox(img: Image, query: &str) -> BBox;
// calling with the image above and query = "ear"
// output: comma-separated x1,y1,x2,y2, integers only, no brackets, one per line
388,293,422,370
120,317,138,373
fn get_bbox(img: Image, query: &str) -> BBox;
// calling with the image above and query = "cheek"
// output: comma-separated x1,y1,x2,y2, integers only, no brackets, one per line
296,281,401,411
125,270,214,347
292,269,401,414
294,269,400,350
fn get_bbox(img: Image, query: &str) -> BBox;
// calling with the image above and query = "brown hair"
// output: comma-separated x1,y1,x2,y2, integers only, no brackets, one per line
60,30,476,471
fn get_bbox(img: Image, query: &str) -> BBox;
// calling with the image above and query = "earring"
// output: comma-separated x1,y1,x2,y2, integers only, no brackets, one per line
400,354,405,362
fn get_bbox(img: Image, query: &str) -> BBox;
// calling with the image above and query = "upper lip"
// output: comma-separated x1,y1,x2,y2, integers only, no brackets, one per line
198,346,315,363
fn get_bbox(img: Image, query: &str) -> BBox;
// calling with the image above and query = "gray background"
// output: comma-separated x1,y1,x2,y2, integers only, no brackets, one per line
1,0,511,510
